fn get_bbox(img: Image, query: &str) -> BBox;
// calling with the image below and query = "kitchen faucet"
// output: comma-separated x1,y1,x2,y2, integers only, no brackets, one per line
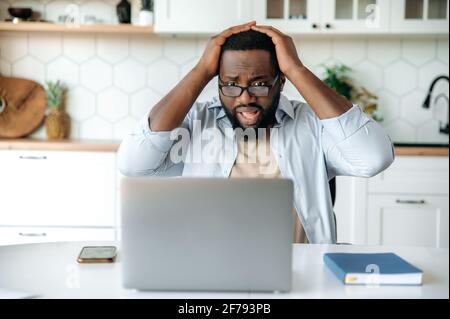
434,93,449,135
423,75,449,135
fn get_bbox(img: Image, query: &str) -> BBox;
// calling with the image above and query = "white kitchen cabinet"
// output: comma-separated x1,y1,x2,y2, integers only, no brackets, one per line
253,0,390,34
254,0,389,34
253,0,321,34
367,194,449,248
154,0,254,34
154,0,448,34
334,156,449,247
0,150,116,228
320,0,391,33
390,0,449,33
368,156,449,195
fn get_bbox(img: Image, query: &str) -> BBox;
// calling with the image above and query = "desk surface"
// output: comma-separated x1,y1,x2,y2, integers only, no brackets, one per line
0,242,448,299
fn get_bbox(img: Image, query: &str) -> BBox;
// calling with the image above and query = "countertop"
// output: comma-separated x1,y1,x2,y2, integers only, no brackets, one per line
0,241,447,299
0,138,120,152
0,138,449,156
394,146,449,156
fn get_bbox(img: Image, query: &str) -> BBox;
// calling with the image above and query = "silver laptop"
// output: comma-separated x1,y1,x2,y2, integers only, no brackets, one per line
121,177,294,292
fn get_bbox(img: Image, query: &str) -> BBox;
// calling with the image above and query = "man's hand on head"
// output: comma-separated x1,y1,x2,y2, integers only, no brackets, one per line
252,25,352,119
195,21,257,82
251,25,304,80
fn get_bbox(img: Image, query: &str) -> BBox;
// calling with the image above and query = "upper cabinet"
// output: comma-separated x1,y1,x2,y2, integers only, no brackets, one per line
391,0,449,33
154,0,448,35
321,0,391,33
154,0,254,34
254,0,390,33
253,0,321,34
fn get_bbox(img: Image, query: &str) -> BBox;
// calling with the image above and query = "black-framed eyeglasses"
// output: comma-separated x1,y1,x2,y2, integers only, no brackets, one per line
218,73,280,97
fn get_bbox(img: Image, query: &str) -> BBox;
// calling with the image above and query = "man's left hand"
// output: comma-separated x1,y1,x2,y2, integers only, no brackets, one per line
251,25,303,79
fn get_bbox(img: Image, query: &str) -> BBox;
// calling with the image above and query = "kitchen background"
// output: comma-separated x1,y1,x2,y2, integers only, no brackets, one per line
0,0,448,144
0,0,448,248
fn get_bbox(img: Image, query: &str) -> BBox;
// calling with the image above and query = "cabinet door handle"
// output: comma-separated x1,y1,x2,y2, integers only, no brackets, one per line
396,199,426,205
312,23,319,29
18,232,47,237
19,155,47,160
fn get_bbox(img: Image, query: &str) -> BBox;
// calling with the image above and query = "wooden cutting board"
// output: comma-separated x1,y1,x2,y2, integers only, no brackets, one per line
0,76,47,138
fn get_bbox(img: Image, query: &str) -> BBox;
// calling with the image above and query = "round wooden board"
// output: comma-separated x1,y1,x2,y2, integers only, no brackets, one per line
0,76,47,138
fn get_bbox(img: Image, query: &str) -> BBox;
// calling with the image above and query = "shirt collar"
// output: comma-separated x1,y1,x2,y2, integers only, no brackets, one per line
207,94,296,124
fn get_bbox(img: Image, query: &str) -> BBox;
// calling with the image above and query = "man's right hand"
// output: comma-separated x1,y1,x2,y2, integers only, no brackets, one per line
196,21,257,81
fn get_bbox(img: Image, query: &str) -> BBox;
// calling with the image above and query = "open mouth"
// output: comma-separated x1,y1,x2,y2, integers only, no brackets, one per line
236,106,262,126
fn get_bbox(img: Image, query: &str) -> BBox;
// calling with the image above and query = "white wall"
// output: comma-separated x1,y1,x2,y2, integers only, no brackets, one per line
0,0,449,144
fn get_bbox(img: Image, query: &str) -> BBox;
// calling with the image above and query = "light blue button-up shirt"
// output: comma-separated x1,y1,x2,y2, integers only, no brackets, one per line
118,94,395,243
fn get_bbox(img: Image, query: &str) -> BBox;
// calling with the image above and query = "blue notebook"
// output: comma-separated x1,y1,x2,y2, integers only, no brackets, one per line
323,253,423,285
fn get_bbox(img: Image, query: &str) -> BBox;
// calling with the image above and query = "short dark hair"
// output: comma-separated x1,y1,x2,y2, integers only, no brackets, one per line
220,30,279,74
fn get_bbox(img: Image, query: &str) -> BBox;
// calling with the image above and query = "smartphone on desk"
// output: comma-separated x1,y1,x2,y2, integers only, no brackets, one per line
77,246,117,264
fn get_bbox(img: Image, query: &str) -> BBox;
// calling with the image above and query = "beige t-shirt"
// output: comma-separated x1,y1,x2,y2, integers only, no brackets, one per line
229,131,309,244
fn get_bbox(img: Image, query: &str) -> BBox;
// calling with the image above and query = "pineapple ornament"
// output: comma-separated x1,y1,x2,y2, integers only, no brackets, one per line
45,81,70,140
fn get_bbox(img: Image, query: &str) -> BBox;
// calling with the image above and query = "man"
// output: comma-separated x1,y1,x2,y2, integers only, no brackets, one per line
118,22,395,244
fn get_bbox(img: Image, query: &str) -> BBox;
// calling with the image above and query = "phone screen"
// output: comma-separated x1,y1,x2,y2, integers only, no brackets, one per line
77,246,117,263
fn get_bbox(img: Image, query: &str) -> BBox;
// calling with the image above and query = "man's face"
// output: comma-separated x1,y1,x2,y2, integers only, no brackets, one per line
219,50,284,129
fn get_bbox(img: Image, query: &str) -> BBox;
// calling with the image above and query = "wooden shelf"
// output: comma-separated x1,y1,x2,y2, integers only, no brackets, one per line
0,22,154,34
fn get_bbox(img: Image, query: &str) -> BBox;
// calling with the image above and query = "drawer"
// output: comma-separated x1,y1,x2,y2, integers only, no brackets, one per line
0,227,116,246
368,156,449,195
0,150,116,226
367,194,449,248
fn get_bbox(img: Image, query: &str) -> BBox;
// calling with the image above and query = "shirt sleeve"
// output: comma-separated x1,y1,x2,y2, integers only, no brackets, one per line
321,105,395,179
117,109,190,177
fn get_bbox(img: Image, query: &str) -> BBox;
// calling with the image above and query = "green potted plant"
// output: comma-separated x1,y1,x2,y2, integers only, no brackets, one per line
322,63,383,122
45,80,70,140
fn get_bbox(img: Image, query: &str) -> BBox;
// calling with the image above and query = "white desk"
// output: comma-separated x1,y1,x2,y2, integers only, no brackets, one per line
0,242,448,299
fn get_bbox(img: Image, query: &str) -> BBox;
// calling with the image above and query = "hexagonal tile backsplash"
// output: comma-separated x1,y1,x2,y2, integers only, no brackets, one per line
0,0,449,144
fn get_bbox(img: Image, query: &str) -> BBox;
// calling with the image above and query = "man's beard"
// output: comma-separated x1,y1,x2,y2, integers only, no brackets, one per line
220,90,281,131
